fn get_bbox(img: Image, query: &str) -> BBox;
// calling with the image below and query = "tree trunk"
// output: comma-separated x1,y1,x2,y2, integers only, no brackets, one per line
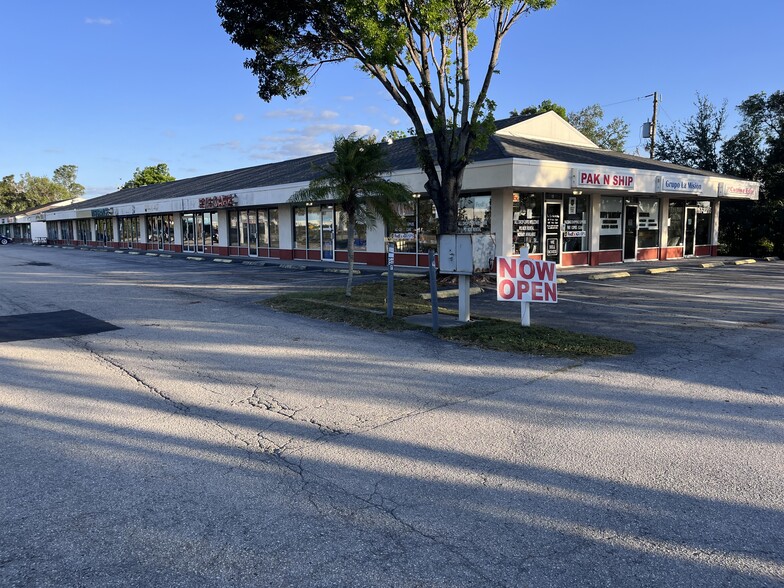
425,165,466,235
345,215,355,297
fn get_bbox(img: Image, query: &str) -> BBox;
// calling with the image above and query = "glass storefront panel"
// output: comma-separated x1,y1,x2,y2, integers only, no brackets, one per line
637,199,660,248
668,201,685,246
47,222,59,241
230,211,239,246
599,196,623,250
269,209,279,248
513,193,542,254
294,207,307,249
307,207,320,250
458,194,491,233
76,219,91,242
695,201,712,245
119,217,139,246
60,221,73,241
182,215,195,250
95,218,112,244
562,194,589,252
390,202,417,252
258,209,269,247
335,210,367,251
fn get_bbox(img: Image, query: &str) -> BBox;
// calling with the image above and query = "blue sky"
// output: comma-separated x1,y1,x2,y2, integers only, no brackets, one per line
1,1,782,198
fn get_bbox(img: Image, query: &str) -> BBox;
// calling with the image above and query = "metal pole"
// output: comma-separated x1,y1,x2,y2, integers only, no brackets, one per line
649,91,659,159
458,274,470,322
521,301,530,327
387,242,395,319
428,249,439,333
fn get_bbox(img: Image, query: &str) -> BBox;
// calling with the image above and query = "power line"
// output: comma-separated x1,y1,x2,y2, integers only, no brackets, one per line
600,94,656,109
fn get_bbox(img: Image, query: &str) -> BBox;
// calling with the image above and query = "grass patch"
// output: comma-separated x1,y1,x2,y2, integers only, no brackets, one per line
437,318,635,357
262,278,635,357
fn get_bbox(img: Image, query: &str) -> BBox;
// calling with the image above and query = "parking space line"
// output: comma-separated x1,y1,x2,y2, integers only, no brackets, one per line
557,295,752,327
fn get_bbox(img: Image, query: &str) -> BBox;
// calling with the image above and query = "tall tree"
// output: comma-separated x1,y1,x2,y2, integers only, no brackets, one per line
290,134,410,296
120,163,176,190
567,104,629,152
655,94,727,172
18,174,70,210
52,164,85,199
217,0,556,234
510,99,567,120
720,91,784,256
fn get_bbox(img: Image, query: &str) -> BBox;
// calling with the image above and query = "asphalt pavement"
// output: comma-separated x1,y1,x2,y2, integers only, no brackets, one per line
1,245,782,587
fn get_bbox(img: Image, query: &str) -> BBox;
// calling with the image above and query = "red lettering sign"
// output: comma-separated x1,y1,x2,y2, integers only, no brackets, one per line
496,253,558,304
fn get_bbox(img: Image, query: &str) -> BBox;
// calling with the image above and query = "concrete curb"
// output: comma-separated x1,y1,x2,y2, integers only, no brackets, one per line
145,253,159,257
557,278,568,285
213,258,233,263
381,272,426,278
159,254,172,258
420,287,483,300
128,251,141,255
186,256,205,261
700,261,725,268
324,268,361,275
646,267,678,274
113,250,126,254
764,256,780,262
242,261,267,266
588,271,631,281
732,259,757,265
279,264,308,270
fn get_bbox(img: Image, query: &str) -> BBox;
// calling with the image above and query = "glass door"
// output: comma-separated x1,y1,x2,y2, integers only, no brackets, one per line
624,205,638,261
248,210,259,256
684,207,697,256
321,206,334,261
194,213,205,253
544,201,561,264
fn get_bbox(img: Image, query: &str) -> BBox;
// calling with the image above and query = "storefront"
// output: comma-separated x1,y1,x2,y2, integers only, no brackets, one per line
39,112,759,268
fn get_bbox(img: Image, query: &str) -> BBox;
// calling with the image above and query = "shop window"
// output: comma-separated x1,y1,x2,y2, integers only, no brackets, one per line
668,201,684,246
119,217,140,246
335,210,367,251
60,221,73,241
458,194,491,233
307,207,321,250
637,199,660,248
599,196,623,250
294,207,307,249
76,220,91,242
513,193,542,254
695,201,712,245
388,199,439,254
95,218,112,244
562,195,588,252
269,209,279,248
229,212,239,246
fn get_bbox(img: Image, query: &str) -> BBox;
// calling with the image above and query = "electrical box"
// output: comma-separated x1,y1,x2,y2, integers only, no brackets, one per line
642,121,652,139
438,234,496,275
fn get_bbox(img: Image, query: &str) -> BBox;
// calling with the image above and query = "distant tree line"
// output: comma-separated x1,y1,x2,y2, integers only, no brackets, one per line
0,165,84,214
654,92,784,257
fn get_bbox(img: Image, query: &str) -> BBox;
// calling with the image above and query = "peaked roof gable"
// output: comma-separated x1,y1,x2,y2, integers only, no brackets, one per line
494,111,598,148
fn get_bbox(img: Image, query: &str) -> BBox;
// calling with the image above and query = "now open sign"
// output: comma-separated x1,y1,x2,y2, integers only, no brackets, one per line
496,252,558,304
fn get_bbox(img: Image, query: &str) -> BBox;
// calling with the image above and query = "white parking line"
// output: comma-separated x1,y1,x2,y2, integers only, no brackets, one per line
557,295,751,326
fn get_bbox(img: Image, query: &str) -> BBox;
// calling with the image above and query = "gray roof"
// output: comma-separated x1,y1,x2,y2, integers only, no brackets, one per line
61,116,739,212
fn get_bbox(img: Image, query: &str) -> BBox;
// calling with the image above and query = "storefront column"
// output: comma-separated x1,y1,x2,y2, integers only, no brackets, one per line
588,193,602,264
139,216,148,245
491,188,515,256
217,211,230,247
172,213,183,247
278,206,293,252
658,196,670,258
712,200,721,254
110,218,120,243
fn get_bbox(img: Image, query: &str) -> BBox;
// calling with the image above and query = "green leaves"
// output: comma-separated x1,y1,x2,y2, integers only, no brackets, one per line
120,164,175,190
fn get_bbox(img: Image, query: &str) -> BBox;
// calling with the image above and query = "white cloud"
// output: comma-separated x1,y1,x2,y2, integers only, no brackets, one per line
339,96,355,102
263,108,344,122
85,17,113,26
233,113,245,122
203,141,243,152
250,123,379,162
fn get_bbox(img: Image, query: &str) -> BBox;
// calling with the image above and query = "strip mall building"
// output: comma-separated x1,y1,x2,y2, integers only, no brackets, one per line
35,113,760,268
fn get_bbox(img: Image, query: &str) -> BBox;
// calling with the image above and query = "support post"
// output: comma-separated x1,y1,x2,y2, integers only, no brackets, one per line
386,241,395,319
458,274,471,323
428,250,438,333
521,301,530,327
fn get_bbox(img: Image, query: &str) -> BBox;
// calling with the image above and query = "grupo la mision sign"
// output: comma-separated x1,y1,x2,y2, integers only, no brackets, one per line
496,248,557,326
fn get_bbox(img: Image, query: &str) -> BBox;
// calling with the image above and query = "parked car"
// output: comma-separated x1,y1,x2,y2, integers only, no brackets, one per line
0,235,14,245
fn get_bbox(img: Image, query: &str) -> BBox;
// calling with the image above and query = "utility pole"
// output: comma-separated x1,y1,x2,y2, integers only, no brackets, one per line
649,91,659,159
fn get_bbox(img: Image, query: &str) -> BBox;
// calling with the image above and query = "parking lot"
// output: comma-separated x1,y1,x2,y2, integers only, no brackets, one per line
1,245,782,587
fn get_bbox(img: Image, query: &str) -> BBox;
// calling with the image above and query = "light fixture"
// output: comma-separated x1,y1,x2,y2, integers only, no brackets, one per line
572,190,583,196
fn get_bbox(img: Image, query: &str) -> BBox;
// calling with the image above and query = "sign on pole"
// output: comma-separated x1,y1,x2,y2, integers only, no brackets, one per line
496,248,557,326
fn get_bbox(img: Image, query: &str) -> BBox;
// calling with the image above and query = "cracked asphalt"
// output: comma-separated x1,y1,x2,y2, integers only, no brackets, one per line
1,246,782,587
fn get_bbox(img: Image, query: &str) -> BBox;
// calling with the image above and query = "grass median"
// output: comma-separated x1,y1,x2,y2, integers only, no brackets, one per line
262,277,635,358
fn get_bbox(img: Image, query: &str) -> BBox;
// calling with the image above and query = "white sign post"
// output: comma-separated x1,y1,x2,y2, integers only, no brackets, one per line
496,248,558,327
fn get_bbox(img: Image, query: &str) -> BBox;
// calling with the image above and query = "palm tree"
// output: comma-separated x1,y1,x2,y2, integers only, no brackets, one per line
290,134,411,297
